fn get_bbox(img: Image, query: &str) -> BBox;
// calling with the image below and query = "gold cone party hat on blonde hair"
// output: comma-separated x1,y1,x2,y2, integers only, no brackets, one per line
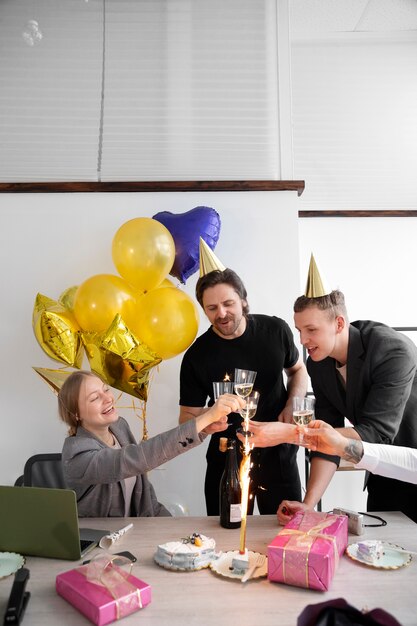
304,253,331,298
199,237,226,277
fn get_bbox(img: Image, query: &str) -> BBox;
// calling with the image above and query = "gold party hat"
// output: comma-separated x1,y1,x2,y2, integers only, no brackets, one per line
33,367,74,394
199,237,226,277
304,253,331,298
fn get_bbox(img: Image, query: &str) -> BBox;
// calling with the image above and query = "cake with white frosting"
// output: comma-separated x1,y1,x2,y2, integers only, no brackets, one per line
357,540,384,564
154,533,216,571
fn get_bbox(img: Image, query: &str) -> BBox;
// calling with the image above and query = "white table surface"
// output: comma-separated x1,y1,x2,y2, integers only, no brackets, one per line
1,512,416,626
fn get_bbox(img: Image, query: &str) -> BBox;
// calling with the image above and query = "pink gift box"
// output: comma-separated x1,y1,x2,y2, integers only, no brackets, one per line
268,510,348,591
56,561,151,625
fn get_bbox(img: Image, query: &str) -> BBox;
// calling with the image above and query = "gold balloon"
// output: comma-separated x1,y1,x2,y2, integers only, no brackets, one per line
125,287,199,360
82,314,162,401
112,218,175,292
33,293,84,368
58,285,78,312
73,274,139,333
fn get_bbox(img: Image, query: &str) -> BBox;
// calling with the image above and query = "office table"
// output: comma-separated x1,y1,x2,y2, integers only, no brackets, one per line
1,512,416,625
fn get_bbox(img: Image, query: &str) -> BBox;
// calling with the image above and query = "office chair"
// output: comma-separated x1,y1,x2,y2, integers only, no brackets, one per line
15,453,66,489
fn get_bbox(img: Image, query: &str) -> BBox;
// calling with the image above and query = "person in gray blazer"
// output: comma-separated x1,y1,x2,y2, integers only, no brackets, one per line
59,370,243,517
278,290,417,524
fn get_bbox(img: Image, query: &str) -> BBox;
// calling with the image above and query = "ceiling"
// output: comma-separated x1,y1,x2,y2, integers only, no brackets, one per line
290,0,417,37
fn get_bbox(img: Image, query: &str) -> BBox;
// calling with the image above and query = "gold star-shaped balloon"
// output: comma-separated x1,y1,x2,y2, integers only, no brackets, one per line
58,285,78,312
32,367,74,394
33,293,84,368
82,314,162,401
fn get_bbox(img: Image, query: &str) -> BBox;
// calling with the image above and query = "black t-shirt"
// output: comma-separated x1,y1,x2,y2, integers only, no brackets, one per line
180,313,299,438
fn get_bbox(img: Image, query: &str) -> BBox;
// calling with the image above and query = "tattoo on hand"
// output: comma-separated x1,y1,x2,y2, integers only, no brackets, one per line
343,439,364,464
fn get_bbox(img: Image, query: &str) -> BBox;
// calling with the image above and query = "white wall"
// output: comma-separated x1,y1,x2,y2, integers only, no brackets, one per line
0,190,301,515
3,196,416,516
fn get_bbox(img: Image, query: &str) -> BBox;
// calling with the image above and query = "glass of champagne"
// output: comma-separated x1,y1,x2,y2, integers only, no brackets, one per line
292,396,315,444
213,381,235,426
234,368,257,399
239,391,260,434
239,391,260,420
213,381,234,400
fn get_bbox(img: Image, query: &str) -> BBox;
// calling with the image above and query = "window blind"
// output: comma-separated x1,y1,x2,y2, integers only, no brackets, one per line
291,34,417,210
0,0,103,181
0,0,284,182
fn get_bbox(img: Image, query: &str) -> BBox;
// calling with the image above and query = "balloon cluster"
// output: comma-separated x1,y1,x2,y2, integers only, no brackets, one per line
33,208,221,401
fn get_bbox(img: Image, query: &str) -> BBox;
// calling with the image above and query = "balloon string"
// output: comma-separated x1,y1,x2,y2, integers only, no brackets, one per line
139,367,158,441
115,390,149,442
112,365,162,442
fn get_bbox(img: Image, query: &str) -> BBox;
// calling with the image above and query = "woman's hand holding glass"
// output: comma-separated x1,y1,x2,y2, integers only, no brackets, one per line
197,393,245,434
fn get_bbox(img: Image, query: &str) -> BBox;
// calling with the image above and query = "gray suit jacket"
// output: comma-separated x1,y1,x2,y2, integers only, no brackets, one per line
62,416,205,517
308,320,417,455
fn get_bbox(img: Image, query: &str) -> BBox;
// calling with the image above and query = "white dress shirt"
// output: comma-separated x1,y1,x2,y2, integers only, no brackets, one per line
355,441,417,484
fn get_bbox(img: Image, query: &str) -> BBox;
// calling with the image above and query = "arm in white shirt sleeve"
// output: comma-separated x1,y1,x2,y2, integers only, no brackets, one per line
355,441,417,484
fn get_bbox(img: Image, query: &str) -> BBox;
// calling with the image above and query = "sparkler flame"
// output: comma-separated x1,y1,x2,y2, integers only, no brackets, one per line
239,411,254,554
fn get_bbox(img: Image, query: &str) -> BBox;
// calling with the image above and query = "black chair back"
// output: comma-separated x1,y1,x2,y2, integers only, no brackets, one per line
20,453,66,489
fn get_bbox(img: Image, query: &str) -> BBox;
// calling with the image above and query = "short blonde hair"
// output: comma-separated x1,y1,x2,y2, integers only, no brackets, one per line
293,290,348,322
58,370,98,436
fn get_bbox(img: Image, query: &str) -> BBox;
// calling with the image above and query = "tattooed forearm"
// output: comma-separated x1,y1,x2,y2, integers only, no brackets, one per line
342,439,364,464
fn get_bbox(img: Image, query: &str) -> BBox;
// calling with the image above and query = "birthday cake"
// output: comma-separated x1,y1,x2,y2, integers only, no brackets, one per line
154,533,216,571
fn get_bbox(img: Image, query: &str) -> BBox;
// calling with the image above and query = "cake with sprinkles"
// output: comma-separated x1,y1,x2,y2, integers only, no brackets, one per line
154,533,216,571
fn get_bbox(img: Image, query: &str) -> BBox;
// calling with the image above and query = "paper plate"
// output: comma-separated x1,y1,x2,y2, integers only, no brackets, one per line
0,552,25,579
210,550,267,581
346,540,412,570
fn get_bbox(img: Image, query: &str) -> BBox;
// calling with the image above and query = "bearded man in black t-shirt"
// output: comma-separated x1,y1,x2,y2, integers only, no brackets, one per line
179,268,307,515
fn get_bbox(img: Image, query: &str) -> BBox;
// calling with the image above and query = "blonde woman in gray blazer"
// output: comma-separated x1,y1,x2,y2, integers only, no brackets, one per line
59,370,243,517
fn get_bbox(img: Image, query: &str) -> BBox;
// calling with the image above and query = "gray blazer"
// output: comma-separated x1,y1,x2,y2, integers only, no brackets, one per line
62,416,205,517
308,320,417,451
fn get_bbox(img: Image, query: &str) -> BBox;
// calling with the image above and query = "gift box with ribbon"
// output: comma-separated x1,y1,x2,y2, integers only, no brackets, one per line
56,554,151,625
268,510,348,591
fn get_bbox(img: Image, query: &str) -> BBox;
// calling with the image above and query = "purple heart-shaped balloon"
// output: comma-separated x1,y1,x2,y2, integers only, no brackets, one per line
153,206,221,283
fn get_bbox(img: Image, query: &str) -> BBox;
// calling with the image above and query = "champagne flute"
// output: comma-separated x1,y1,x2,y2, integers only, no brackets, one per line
239,391,260,422
239,391,260,440
213,381,235,426
212,381,234,400
292,396,315,444
234,369,257,399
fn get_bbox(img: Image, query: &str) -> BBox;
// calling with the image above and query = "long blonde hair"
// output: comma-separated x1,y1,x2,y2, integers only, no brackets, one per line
58,370,98,436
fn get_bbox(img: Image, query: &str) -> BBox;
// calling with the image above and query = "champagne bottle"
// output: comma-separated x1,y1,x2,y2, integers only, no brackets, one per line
219,438,242,528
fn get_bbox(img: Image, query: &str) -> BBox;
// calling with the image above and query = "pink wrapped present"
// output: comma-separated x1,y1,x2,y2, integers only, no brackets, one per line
268,510,348,591
56,555,151,625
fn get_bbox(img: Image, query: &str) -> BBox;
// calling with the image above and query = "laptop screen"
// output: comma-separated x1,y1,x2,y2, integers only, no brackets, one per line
0,485,106,560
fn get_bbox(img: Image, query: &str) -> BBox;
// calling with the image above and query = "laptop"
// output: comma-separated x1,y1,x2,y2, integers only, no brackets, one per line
0,485,108,560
